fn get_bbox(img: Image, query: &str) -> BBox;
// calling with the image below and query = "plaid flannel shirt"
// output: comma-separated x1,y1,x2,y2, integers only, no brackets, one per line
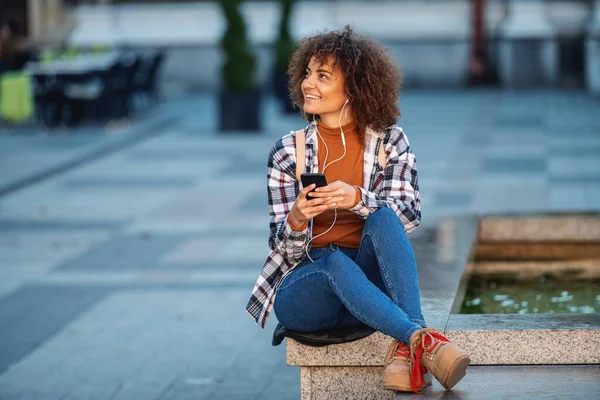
245,121,421,328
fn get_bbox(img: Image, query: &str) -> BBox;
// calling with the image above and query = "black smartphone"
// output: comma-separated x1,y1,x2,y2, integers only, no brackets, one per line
301,173,328,200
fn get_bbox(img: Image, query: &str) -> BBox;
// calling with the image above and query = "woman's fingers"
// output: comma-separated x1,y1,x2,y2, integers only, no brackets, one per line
308,189,341,198
306,203,336,217
321,196,344,205
297,199,336,218
304,196,332,208
299,184,316,200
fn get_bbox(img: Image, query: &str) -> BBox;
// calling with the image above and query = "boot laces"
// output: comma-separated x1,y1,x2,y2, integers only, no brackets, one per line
384,340,410,365
409,328,450,393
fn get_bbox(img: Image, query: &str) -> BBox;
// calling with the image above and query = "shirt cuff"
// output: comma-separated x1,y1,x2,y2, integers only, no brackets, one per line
353,186,362,207
287,215,307,231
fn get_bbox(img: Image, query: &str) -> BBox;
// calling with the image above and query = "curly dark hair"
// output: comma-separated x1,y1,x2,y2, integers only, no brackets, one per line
288,25,402,137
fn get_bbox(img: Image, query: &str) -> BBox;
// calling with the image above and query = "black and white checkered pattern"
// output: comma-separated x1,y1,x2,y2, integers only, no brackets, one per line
246,121,421,328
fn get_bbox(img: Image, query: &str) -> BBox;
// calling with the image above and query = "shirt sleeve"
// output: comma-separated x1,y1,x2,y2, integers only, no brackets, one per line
267,141,310,262
349,127,421,234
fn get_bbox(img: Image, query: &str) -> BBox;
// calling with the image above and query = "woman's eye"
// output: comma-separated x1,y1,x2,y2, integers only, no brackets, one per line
319,74,327,79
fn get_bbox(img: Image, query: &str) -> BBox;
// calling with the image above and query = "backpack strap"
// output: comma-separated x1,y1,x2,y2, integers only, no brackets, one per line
378,140,386,169
295,129,306,182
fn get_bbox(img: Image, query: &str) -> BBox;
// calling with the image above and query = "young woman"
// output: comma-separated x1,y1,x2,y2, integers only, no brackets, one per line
246,26,470,393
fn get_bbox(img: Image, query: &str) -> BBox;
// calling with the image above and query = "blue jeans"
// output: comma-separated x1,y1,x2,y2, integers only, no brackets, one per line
273,208,426,346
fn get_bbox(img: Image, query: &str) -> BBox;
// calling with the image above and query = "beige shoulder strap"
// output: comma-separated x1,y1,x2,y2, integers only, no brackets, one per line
378,140,386,169
295,129,306,182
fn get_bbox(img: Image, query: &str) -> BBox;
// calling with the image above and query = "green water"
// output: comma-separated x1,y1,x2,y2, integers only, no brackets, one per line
460,277,600,314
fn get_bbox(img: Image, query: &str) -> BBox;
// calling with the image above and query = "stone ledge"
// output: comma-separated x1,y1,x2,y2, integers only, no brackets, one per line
288,314,600,366
446,329,600,365
446,314,600,364
301,366,392,400
479,215,600,242
288,332,392,367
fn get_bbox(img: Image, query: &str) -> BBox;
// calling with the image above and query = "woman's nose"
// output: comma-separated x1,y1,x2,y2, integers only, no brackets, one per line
303,73,317,89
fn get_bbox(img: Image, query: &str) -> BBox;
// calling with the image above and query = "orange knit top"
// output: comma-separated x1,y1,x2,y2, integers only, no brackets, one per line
308,119,365,248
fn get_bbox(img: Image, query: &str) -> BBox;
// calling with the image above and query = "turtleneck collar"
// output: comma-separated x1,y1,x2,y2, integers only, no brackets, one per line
317,119,358,143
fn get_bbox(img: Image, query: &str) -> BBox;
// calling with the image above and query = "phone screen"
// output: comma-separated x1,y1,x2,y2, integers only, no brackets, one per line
301,173,328,200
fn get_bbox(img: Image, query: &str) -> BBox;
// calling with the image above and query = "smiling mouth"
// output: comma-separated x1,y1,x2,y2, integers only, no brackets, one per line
305,94,321,101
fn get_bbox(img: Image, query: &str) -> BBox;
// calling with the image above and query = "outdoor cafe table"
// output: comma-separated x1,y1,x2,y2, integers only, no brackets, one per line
24,52,122,126
25,52,120,76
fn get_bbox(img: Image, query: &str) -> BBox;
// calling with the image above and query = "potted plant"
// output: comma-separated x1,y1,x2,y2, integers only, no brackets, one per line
272,0,297,114
219,0,260,131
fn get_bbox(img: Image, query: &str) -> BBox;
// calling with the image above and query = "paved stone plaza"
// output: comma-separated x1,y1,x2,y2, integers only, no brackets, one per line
0,91,599,399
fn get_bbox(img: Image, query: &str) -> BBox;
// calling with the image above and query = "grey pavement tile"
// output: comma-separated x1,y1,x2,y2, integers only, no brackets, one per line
549,186,588,210
584,186,600,210
0,219,124,232
546,128,600,138
414,163,452,175
472,183,549,213
148,183,263,219
65,153,226,178
460,133,490,148
476,173,548,185
127,148,235,160
550,174,600,185
488,131,546,146
61,176,195,189
482,156,547,174
0,289,277,400
495,115,543,128
161,235,267,264
121,219,210,235
433,192,472,208
221,159,266,176
546,144,600,158
0,230,111,267
547,136,600,149
56,233,190,271
0,190,180,221
483,143,546,158
548,156,600,175
255,364,301,400
202,213,268,233
241,192,268,212
0,285,109,373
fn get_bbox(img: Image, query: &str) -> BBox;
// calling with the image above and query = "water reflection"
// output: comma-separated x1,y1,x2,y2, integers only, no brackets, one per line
461,277,599,314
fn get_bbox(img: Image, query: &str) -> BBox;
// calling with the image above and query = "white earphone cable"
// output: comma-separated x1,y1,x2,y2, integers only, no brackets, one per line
305,99,349,263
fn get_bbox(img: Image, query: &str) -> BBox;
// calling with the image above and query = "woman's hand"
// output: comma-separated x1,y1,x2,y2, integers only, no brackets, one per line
307,180,358,210
288,184,337,226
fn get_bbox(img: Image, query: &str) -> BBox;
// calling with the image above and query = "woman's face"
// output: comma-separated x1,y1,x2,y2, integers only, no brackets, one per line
301,55,348,122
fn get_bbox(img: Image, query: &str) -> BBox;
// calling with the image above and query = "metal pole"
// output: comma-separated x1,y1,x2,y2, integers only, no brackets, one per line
468,0,486,85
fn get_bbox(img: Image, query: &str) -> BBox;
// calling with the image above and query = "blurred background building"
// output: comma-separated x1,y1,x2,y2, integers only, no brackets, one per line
1,0,599,96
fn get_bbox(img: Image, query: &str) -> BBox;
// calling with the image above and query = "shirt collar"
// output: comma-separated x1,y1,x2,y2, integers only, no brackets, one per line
305,120,319,146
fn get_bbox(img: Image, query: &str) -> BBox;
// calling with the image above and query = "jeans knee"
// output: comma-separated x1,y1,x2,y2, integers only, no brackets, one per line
364,207,404,236
376,207,396,218
366,207,396,226
324,251,352,277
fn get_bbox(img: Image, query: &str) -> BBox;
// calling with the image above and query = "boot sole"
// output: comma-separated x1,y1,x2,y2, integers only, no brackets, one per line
439,353,470,390
383,372,432,392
